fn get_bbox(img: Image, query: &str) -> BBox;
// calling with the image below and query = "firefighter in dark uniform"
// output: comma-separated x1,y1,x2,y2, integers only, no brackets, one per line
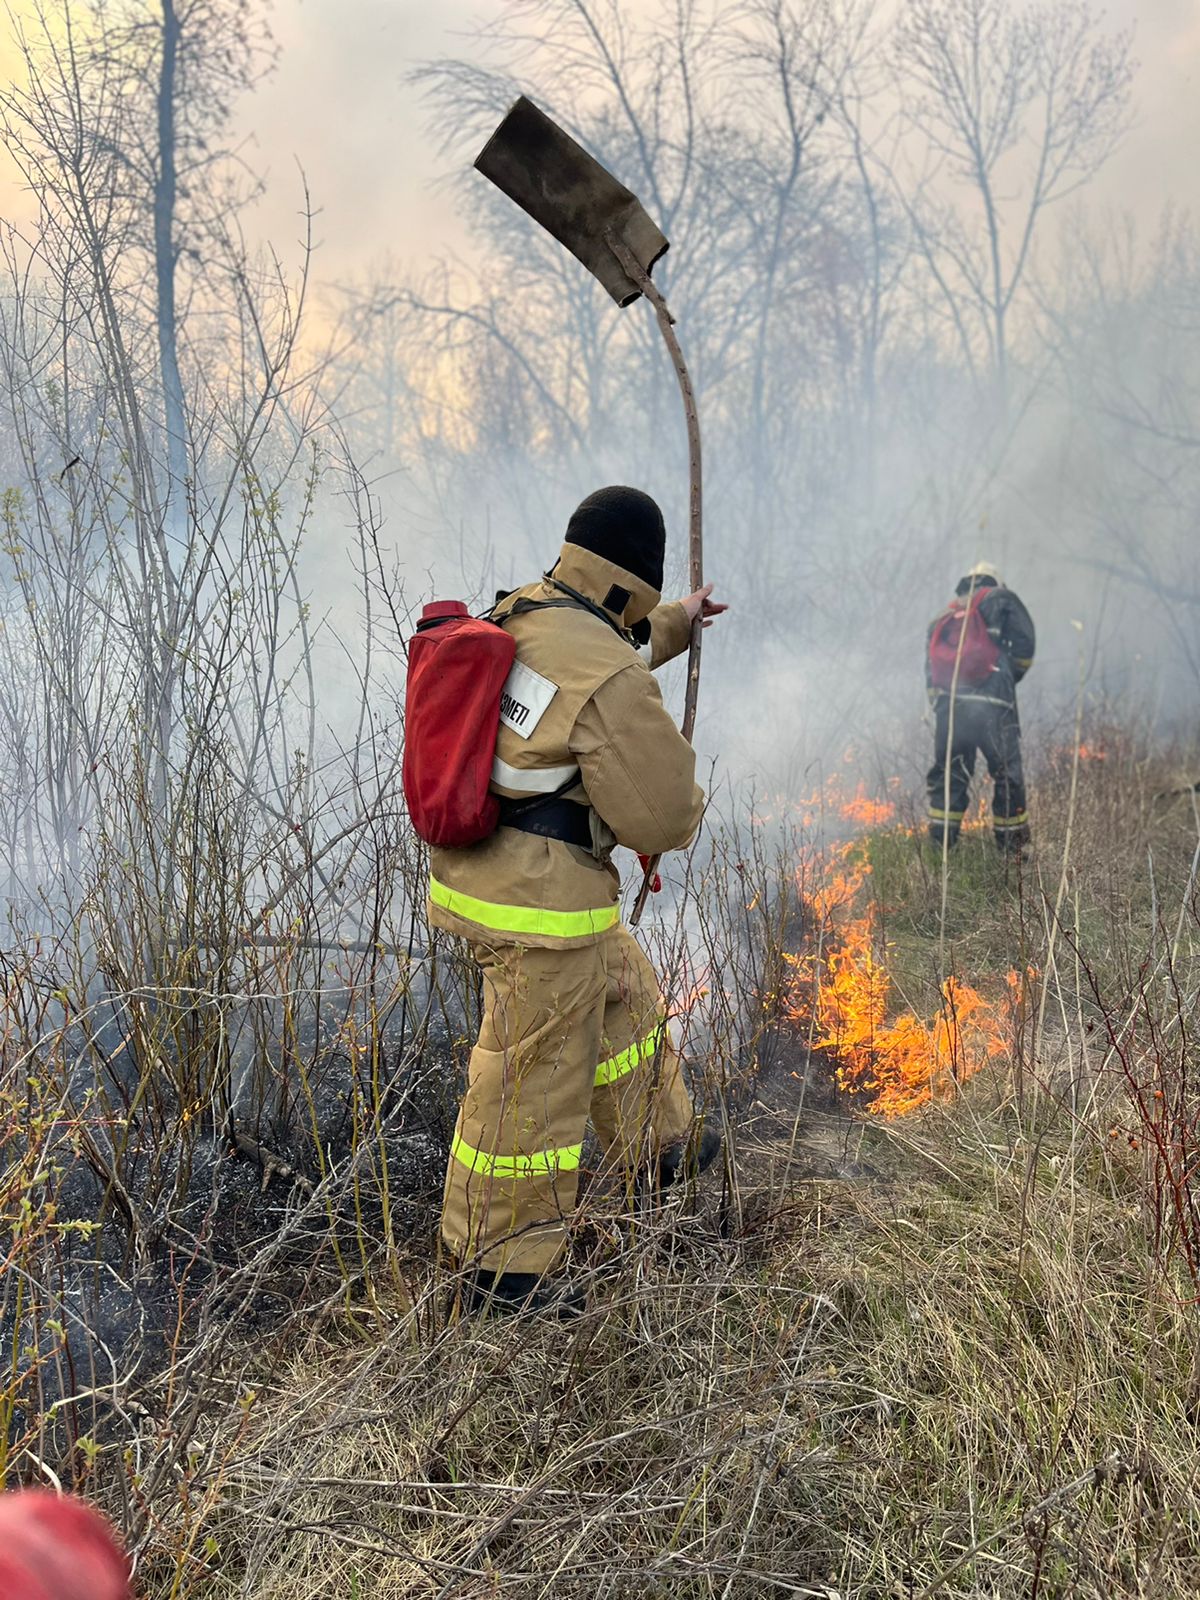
926,562,1036,853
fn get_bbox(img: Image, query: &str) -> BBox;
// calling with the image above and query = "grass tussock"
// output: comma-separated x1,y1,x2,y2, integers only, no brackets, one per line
142,1094,1199,1599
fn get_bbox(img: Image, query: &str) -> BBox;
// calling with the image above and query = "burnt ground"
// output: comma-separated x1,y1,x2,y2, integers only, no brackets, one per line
3,984,462,1461
7,944,861,1477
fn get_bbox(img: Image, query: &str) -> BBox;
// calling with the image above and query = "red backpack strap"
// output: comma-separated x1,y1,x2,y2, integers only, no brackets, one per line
935,587,987,631
931,598,962,638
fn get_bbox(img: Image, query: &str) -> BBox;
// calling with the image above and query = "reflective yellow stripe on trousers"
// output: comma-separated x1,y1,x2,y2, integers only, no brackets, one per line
451,1131,582,1180
595,1021,665,1087
429,876,619,941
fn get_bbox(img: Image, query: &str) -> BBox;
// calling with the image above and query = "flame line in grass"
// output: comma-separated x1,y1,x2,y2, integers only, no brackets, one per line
786,838,1016,1119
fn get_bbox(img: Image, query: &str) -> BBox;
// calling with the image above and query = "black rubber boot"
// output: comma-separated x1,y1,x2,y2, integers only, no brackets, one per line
655,1124,722,1191
462,1269,586,1321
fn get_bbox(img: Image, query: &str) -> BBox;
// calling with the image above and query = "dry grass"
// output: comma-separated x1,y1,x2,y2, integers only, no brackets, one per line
9,723,1199,1598
117,725,1200,1599
131,1079,1199,1599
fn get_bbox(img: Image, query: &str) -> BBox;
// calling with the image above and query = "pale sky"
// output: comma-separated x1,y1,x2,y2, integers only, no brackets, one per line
243,0,482,286
244,0,1200,294
2,1,1199,291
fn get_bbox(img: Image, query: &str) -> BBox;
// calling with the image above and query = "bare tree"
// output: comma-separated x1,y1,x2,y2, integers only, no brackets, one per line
0,0,434,1284
0,1,281,896
367,0,898,614
725,2,874,499
891,0,1133,408
1037,211,1200,690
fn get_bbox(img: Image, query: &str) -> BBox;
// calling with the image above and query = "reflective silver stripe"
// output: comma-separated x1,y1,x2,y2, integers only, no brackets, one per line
491,755,580,794
934,691,1014,708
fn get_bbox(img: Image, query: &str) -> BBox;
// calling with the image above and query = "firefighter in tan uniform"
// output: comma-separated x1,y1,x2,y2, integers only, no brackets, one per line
428,486,726,1316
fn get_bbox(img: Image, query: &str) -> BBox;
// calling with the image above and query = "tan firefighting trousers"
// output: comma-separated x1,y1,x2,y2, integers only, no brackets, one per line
442,925,695,1276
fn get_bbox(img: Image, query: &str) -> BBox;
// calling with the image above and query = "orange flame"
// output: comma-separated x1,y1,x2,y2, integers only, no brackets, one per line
793,771,902,831
749,765,904,832
1051,741,1108,765
787,847,1013,1117
838,783,897,828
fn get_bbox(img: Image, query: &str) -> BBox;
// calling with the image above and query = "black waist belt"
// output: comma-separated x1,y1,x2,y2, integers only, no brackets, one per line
497,795,593,849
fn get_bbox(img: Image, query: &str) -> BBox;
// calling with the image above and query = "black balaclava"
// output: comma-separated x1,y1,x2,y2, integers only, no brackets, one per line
564,486,666,593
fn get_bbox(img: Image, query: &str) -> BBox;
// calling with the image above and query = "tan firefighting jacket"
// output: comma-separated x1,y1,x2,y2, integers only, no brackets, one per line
427,542,705,950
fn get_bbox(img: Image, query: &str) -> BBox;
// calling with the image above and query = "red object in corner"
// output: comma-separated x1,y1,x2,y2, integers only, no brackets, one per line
403,601,517,848
0,1490,132,1600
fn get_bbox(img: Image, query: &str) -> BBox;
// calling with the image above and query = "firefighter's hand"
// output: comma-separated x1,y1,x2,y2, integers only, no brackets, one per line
637,853,663,893
679,584,728,628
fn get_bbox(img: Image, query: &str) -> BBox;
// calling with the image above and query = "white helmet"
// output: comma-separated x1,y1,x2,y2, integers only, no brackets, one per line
966,560,1002,585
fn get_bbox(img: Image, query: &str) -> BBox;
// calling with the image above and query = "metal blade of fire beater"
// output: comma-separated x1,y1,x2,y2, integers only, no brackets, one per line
474,96,669,306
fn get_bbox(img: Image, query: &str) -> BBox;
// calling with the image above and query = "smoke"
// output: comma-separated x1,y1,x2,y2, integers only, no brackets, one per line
1,0,1197,1455
227,0,1200,813
2,0,1199,907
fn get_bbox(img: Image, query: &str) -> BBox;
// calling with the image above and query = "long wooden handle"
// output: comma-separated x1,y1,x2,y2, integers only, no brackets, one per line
605,235,703,927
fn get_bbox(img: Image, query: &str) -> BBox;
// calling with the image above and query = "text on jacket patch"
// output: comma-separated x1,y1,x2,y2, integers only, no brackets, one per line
498,660,558,739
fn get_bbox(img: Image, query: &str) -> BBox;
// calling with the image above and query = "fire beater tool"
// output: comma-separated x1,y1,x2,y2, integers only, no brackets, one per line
474,96,703,926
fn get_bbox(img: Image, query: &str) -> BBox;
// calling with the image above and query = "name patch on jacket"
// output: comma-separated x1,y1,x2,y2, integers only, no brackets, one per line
498,661,557,739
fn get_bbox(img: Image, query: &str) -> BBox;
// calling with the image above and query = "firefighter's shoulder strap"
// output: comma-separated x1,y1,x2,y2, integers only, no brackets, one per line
482,584,627,853
485,579,632,643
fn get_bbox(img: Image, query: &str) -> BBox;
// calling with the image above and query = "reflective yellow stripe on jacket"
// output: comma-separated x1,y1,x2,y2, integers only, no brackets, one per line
450,1131,582,1179
595,1021,665,1087
429,875,619,941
